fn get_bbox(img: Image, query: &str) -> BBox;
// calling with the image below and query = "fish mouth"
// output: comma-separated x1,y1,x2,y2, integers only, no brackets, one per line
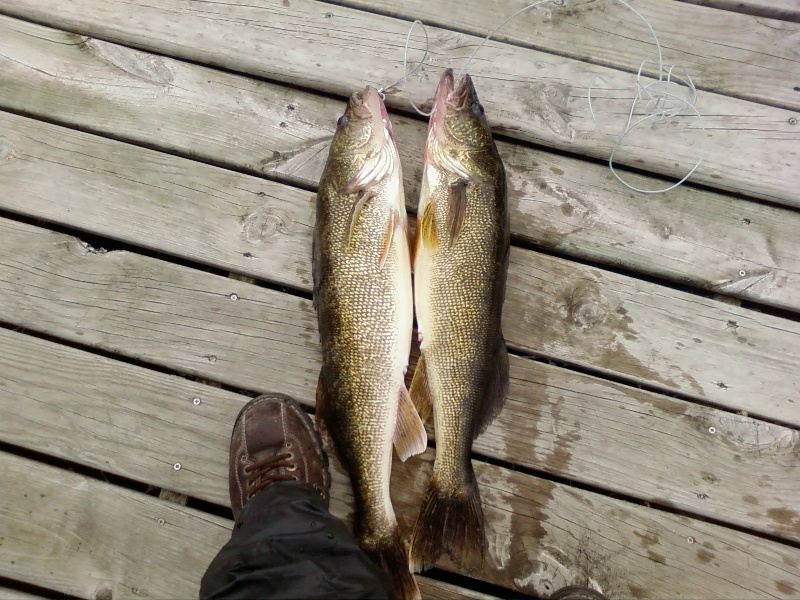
448,73,479,111
429,68,455,133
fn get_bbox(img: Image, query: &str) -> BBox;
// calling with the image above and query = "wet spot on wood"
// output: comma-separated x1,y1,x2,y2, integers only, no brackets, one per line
628,584,646,598
696,548,714,564
282,0,290,5
743,495,758,505
768,507,799,530
550,166,564,176
701,472,719,484
560,202,574,216
647,551,666,564
776,581,796,595
634,530,659,549
692,337,702,343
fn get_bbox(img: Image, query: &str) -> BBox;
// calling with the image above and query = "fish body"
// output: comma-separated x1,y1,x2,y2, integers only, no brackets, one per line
410,69,510,572
313,86,426,600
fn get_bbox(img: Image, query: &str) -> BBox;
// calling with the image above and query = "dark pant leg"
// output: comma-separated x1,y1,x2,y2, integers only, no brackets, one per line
200,481,394,600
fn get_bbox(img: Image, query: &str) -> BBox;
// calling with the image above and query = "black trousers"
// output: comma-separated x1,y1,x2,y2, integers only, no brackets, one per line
200,481,395,600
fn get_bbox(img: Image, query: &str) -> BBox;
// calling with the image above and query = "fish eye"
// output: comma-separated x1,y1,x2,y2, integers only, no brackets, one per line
337,114,349,128
471,102,485,116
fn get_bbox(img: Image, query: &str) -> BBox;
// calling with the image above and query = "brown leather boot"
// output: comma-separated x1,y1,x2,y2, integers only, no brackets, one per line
229,393,330,519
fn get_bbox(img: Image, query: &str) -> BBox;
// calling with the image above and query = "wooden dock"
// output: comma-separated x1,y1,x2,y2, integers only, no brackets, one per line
0,0,798,598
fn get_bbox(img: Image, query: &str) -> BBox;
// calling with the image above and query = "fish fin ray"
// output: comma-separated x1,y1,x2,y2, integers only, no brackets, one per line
362,527,421,600
409,354,433,424
447,180,468,245
417,200,438,250
378,209,398,268
314,371,332,445
409,468,486,573
347,189,375,242
474,336,509,438
394,386,427,461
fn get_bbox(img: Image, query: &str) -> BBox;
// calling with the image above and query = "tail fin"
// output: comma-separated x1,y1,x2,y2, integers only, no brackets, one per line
409,469,486,573
363,527,422,600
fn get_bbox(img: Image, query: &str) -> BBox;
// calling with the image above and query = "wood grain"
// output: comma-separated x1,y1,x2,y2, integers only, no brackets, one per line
1,0,798,206
676,0,800,21
3,19,799,311
0,210,798,422
0,453,491,600
327,0,800,110
2,413,799,598
0,251,798,542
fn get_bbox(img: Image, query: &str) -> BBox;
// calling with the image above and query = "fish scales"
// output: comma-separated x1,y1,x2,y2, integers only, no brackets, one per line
313,86,425,600
410,69,510,573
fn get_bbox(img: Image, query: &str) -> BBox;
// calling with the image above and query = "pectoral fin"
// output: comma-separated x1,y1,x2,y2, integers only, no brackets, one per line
394,386,427,461
417,201,438,250
447,180,468,245
348,189,375,242
378,209,399,268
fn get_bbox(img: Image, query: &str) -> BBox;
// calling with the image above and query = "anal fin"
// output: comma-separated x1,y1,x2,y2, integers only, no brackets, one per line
394,386,427,461
409,354,433,424
474,336,509,438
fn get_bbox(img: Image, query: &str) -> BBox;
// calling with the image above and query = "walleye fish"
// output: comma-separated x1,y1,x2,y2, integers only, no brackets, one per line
409,69,510,572
313,86,426,600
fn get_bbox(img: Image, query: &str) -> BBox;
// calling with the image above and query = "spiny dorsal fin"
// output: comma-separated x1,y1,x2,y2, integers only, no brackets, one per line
394,386,427,461
409,354,433,424
473,336,509,438
447,180,468,245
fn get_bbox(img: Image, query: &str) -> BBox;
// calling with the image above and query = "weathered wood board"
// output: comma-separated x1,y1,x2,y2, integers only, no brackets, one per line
677,0,800,21
2,0,798,206
329,0,800,110
0,588,46,600
0,453,492,600
0,217,797,427
1,325,797,546
3,411,800,598
2,58,799,312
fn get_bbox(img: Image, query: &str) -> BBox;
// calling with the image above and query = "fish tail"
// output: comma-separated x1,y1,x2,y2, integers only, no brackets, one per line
409,467,486,573
363,528,421,600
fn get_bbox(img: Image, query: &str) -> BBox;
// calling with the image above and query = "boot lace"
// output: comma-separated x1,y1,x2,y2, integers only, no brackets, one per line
244,452,297,499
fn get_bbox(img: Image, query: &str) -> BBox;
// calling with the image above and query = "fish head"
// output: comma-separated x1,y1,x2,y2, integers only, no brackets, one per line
427,69,496,181
330,86,393,162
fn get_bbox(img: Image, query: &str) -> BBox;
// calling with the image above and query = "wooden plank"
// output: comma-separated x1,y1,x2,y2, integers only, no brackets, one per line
0,453,489,600
677,0,800,21
1,324,797,545
1,1,798,207
327,0,800,110
0,588,47,600
3,20,800,311
0,213,798,423
3,430,800,598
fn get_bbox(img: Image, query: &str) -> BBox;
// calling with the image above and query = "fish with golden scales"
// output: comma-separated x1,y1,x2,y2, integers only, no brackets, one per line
409,68,510,573
312,85,427,600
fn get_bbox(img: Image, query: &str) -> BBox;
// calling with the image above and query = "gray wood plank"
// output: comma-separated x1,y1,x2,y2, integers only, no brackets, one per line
0,213,797,424
0,453,490,600
2,424,799,598
327,0,800,110
3,20,799,311
1,0,798,206
676,0,800,21
0,588,46,600
1,324,797,545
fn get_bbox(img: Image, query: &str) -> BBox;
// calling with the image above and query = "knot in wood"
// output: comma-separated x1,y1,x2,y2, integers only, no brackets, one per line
242,205,294,242
566,286,608,329
0,140,17,165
